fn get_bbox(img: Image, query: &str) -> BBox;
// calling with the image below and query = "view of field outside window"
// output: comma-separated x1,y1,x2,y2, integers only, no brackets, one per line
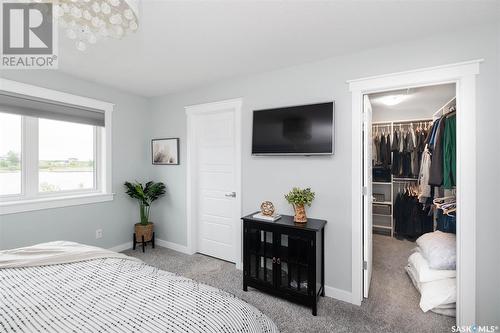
39,118,95,192
0,113,22,196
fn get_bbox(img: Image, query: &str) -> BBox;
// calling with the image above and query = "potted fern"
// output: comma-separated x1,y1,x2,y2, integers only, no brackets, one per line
124,181,166,244
285,187,315,223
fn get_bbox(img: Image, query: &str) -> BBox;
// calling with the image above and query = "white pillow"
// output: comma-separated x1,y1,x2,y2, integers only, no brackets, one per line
435,303,456,310
405,264,456,312
416,231,456,270
406,263,455,309
406,263,421,293
408,252,456,283
431,307,456,317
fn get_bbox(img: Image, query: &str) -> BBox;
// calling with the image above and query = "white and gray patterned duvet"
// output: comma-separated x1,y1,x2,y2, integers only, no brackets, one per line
0,258,278,333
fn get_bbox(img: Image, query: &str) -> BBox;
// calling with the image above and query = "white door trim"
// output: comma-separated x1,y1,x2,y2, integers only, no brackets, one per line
185,98,243,270
348,59,482,327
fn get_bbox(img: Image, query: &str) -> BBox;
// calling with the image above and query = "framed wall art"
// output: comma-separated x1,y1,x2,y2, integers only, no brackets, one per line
152,138,179,165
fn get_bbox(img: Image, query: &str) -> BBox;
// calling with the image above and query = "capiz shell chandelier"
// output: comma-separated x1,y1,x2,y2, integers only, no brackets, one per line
56,0,139,51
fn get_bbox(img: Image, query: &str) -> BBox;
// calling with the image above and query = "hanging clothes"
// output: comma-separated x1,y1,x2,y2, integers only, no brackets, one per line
385,133,392,167
425,120,438,147
416,128,427,177
394,187,433,238
443,113,456,189
373,134,381,165
410,127,419,177
380,134,387,167
428,118,441,150
428,117,447,186
372,127,391,170
391,130,400,175
401,132,412,177
372,133,377,166
418,147,432,203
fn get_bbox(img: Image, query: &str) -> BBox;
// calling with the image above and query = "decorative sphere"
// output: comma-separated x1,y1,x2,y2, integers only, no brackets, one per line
260,201,275,216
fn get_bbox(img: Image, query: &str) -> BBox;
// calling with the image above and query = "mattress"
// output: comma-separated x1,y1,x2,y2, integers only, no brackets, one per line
0,242,278,333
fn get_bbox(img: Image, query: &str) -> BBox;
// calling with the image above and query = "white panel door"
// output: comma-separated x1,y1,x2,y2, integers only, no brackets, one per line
195,110,238,262
363,95,373,298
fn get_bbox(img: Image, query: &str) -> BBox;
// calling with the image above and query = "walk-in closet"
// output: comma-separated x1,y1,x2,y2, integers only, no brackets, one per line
365,83,458,327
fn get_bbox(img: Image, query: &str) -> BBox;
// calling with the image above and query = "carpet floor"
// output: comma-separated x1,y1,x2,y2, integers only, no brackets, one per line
124,234,454,333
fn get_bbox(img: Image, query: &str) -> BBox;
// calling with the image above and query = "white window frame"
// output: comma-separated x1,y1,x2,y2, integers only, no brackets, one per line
0,79,114,215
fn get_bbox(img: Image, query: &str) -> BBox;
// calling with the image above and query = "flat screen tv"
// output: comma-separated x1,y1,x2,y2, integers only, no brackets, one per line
252,102,334,155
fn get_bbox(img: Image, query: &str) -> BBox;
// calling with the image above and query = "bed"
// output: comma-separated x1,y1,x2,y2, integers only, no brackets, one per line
0,241,278,333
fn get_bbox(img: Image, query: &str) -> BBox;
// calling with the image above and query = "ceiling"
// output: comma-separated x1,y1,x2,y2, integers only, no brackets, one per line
369,83,456,115
57,1,499,97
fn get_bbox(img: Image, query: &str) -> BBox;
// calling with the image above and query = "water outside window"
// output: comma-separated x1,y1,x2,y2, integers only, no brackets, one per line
38,118,95,192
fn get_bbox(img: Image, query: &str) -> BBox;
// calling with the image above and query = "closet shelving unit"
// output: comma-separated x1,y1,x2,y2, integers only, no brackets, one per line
372,118,432,237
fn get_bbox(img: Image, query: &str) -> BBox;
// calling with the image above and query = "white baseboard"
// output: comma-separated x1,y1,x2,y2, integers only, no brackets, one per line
108,242,132,252
324,285,353,304
108,239,190,254
155,239,190,254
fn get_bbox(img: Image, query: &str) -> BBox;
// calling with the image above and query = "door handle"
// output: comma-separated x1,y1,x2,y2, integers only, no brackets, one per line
225,192,236,198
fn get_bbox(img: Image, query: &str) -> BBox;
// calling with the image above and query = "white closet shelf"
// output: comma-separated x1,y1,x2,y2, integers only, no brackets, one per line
373,225,392,230
373,201,392,205
373,213,392,217
393,177,419,182
373,182,391,185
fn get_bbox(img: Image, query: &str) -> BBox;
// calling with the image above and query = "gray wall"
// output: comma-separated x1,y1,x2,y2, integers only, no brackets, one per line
0,71,152,250
149,23,500,324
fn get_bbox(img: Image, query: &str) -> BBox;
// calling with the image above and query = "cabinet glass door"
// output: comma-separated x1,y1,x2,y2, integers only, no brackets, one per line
246,226,274,286
277,232,312,295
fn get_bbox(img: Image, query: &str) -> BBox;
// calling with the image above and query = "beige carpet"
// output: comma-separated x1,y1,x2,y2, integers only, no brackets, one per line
124,234,454,333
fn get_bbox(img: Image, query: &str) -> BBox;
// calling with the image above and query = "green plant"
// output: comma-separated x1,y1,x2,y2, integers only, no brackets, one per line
124,181,166,225
285,187,315,207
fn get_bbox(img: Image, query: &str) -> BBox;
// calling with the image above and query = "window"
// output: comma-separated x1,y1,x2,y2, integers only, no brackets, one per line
39,119,96,193
0,113,22,196
0,79,113,214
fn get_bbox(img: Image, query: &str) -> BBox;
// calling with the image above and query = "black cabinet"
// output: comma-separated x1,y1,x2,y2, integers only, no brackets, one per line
242,213,326,315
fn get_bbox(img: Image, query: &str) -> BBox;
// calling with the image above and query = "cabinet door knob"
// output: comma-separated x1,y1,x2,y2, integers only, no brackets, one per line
276,258,281,264
272,257,276,263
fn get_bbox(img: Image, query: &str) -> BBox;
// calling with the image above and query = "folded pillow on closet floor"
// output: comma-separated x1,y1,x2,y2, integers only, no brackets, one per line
405,264,456,313
416,231,456,270
408,252,456,283
431,307,456,317
434,303,456,310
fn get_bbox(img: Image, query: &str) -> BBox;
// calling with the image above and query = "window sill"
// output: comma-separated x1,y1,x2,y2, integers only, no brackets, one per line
0,192,114,215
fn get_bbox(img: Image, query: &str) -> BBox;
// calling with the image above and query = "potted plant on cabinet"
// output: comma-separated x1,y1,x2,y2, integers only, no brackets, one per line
285,187,315,223
124,181,166,247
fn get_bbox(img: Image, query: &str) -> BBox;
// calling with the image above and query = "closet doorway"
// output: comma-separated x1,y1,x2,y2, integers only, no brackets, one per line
349,60,481,327
368,84,457,330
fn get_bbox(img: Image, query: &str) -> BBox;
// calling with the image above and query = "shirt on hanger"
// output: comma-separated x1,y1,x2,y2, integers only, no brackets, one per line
443,114,456,189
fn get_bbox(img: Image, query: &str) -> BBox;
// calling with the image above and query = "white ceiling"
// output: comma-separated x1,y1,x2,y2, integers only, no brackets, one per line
369,83,456,116
57,0,499,97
